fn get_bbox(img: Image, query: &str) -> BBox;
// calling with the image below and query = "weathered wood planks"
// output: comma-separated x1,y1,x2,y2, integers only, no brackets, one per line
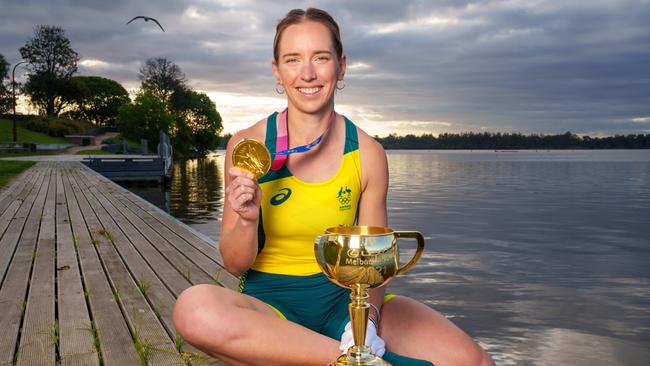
0,162,232,365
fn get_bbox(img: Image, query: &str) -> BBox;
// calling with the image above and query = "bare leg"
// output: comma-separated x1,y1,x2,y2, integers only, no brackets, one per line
379,296,494,366
173,284,342,366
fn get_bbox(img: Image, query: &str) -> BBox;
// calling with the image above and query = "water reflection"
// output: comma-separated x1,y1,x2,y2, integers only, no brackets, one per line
125,155,225,240
169,158,224,223
482,327,650,366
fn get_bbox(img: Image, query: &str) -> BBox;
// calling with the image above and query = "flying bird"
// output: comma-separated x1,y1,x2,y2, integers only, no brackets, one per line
126,16,165,32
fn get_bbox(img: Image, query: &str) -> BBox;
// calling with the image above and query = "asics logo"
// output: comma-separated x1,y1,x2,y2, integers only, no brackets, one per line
270,188,292,206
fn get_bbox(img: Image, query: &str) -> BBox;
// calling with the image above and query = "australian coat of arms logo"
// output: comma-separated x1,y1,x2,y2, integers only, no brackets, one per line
338,186,352,210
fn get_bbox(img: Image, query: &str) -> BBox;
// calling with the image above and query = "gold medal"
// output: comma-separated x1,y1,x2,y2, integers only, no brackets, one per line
232,139,271,179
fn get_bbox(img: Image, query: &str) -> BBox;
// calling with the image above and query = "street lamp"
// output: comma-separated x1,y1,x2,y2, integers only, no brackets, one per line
12,60,28,143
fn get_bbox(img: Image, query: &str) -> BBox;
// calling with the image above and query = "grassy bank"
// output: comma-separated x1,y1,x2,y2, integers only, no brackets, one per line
0,160,36,189
0,119,69,144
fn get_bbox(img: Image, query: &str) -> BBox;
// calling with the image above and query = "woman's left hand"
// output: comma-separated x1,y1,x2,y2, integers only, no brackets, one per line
225,167,262,222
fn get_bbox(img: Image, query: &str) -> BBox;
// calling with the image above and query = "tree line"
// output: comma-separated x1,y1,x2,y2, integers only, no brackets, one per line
0,25,222,156
217,131,650,150
375,131,650,149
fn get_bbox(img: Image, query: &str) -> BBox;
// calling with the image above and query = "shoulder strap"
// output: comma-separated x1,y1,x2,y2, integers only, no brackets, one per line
264,112,278,153
271,109,289,170
343,116,359,154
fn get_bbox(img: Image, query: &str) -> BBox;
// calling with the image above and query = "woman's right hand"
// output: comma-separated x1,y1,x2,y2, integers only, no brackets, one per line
226,167,261,222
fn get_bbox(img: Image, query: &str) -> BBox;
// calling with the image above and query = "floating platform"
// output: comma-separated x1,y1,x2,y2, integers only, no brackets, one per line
82,157,172,184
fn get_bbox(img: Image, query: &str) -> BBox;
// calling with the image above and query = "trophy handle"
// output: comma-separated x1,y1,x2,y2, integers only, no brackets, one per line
314,235,328,272
394,231,425,276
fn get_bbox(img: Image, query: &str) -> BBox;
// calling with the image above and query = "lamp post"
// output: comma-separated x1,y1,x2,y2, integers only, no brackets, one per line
11,60,28,143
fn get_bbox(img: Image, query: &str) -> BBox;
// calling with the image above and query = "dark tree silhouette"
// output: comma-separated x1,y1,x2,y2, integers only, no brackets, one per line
63,76,130,126
20,25,79,116
0,54,11,113
138,57,185,102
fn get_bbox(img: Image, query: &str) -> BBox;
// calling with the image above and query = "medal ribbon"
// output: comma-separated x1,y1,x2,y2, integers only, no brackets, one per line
271,108,337,170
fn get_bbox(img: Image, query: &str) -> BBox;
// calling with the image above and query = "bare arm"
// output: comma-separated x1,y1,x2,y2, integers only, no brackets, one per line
356,131,390,325
219,131,263,276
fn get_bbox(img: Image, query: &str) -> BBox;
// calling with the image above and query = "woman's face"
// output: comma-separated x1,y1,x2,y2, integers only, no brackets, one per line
273,20,346,115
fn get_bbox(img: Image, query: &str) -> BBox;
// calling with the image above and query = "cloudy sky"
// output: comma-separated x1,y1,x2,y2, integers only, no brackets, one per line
2,0,649,137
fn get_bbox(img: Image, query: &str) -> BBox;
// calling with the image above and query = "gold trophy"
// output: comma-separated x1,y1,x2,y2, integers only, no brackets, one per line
315,226,425,366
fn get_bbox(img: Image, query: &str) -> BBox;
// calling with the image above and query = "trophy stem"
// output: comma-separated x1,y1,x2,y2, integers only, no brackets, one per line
336,284,388,365
349,284,370,348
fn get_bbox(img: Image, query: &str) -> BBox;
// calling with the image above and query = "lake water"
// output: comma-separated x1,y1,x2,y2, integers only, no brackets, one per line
126,150,650,366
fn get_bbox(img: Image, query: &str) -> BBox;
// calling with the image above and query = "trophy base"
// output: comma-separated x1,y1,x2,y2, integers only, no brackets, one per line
333,349,392,366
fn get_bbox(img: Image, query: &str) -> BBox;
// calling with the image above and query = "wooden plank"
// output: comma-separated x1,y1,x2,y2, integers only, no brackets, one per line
0,166,39,227
17,162,58,365
125,189,225,262
111,189,226,287
0,200,21,237
76,167,215,290
0,167,44,239
0,163,52,365
56,163,99,365
64,166,141,365
0,166,37,215
70,166,188,330
0,162,229,365
0,162,36,199
84,167,222,256
79,166,238,289
75,166,226,365
0,162,48,286
68,164,184,365
68,165,184,365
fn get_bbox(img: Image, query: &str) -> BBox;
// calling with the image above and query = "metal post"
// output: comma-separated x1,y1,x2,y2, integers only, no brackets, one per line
11,60,28,143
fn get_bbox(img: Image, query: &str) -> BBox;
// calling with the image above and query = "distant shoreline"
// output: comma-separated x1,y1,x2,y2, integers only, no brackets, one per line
218,132,650,150
373,132,650,150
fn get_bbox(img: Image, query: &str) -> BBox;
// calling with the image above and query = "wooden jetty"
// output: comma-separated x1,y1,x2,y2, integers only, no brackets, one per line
0,161,237,365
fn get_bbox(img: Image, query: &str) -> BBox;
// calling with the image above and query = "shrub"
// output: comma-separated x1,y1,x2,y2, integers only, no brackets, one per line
20,115,93,137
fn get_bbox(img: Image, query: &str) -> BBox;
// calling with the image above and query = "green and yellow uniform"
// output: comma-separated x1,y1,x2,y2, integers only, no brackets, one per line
239,112,433,366
240,112,362,338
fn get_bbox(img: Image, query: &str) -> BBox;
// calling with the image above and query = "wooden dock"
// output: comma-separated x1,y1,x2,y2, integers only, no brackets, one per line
0,161,237,365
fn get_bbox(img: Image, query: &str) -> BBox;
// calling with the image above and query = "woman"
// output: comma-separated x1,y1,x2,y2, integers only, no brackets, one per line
173,8,494,366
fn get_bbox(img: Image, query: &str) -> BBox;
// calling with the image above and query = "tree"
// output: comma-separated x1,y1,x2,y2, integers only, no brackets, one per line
19,25,79,116
63,76,130,126
129,57,224,156
139,58,185,102
170,86,223,154
23,71,82,116
116,92,174,148
0,54,10,113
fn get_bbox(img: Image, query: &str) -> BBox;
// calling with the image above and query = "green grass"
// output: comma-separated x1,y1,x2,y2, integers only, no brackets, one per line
136,279,151,298
99,228,114,242
0,119,69,144
50,320,60,354
75,149,110,155
0,160,36,189
83,320,103,364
